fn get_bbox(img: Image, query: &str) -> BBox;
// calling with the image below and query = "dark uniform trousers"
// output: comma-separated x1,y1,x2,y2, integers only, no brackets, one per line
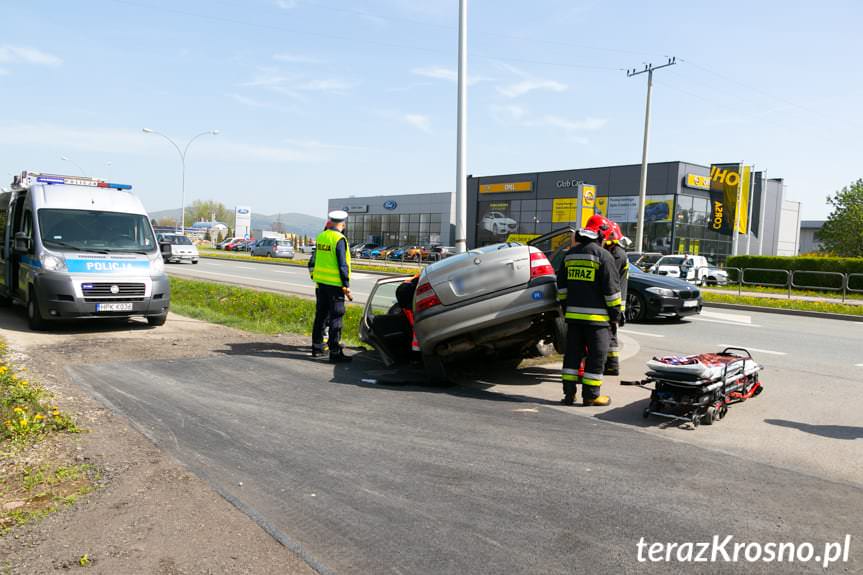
562,323,611,401
312,284,346,352
605,323,620,373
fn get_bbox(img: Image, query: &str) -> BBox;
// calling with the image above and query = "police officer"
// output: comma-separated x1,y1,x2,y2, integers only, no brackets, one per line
557,214,622,406
309,210,352,363
603,221,629,376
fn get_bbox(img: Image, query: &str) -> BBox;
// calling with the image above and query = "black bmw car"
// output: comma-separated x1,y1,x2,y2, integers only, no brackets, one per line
626,263,702,322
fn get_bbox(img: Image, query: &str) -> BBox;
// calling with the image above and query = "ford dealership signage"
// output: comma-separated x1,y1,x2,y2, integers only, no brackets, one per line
383,200,398,210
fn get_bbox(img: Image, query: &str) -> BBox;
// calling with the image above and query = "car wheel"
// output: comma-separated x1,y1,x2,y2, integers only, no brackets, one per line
626,292,646,323
147,313,168,327
192,259,199,264
27,289,48,331
422,353,449,384
552,316,567,355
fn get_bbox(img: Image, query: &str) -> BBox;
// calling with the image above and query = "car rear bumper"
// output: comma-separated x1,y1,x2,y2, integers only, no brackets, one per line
414,282,560,354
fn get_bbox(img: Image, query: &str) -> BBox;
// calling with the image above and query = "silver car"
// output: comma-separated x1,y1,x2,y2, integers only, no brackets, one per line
360,238,565,381
251,238,294,258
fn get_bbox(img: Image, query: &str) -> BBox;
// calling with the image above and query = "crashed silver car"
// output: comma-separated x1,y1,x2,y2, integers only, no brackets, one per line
360,238,566,381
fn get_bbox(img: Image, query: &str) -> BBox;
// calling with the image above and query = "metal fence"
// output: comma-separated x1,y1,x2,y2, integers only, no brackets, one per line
687,265,862,302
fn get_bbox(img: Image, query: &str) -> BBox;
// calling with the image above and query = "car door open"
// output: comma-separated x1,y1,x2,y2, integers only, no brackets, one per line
360,276,414,366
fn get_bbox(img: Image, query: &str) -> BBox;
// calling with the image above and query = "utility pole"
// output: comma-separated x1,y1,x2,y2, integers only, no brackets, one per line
454,0,468,253
627,57,676,252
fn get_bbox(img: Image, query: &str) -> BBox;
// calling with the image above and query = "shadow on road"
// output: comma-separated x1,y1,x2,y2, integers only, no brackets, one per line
0,307,157,335
765,418,863,440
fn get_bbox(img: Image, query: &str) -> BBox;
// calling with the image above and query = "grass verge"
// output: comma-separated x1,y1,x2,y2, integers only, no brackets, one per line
169,277,364,346
199,249,423,276
702,291,863,316
1,341,88,535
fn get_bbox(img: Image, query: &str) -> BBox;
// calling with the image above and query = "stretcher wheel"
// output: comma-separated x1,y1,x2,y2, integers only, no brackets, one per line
691,414,700,428
702,406,717,426
753,384,763,397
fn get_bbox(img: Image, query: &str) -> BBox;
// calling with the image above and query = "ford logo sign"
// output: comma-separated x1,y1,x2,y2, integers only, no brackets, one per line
383,200,398,210
237,208,250,214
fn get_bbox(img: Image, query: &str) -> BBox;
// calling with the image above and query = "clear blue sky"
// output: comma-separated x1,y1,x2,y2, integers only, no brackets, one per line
2,0,860,220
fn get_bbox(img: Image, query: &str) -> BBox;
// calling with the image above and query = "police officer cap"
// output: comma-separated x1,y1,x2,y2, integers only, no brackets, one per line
328,210,348,223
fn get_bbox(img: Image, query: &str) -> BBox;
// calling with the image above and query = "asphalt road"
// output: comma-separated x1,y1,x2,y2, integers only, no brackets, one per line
167,257,403,303
70,350,862,575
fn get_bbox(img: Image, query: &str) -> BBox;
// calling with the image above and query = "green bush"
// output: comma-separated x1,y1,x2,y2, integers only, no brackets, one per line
726,255,863,290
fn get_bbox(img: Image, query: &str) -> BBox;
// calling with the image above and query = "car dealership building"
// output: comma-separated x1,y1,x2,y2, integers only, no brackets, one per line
330,160,800,262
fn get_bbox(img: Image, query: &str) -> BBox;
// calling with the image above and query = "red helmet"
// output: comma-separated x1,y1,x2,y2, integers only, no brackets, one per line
605,221,623,244
582,214,612,241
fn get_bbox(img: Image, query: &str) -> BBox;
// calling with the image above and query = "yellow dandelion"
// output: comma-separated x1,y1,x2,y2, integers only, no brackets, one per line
19,417,28,427
34,414,44,421
13,406,24,414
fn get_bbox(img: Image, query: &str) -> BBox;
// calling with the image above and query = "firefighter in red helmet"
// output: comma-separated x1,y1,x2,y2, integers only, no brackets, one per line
603,220,629,375
556,214,621,406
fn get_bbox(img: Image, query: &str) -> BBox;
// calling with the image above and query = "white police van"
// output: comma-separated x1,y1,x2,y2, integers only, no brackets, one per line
0,172,170,330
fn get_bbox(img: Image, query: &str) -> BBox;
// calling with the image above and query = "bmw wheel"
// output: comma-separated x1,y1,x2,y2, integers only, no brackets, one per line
626,292,646,323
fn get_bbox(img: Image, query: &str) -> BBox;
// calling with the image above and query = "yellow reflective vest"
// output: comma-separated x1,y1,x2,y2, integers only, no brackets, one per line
312,229,351,286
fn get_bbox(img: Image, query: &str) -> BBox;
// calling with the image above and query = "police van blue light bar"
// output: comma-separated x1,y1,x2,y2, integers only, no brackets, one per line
33,174,132,190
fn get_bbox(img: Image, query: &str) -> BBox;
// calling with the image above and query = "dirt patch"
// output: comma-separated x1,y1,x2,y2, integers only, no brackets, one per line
0,310,317,574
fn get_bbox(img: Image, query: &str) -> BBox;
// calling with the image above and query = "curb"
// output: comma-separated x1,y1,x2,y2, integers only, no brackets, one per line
703,301,863,323
199,255,411,277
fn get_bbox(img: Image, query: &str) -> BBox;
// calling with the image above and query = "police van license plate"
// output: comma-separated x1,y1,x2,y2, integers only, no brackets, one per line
96,303,133,312
683,299,699,308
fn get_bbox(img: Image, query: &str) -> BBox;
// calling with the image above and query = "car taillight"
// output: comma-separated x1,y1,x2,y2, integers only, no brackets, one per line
414,280,441,313
529,249,555,278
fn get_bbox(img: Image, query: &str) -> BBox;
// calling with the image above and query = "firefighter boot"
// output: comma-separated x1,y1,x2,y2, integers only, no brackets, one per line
583,395,612,407
561,379,577,406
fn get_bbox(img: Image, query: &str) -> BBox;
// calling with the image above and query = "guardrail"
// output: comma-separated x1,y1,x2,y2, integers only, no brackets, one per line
683,265,862,302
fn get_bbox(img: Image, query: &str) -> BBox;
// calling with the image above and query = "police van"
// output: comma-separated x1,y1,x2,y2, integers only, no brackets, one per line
0,171,170,330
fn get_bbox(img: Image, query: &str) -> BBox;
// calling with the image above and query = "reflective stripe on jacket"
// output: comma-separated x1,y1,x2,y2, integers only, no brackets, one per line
312,229,351,286
556,240,621,326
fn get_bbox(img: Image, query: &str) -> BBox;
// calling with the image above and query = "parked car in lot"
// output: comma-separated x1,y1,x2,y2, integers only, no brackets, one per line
370,246,396,259
223,238,247,251
360,241,564,382
251,238,294,258
157,233,199,264
430,245,457,261
627,264,703,322
404,246,430,261
352,243,378,258
387,247,407,260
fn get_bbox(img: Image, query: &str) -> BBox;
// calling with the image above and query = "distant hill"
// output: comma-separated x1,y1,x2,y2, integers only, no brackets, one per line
148,209,326,237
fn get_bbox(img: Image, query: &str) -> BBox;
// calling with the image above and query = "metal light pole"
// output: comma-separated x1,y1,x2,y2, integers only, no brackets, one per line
60,156,87,176
454,0,468,253
627,57,676,252
143,128,219,234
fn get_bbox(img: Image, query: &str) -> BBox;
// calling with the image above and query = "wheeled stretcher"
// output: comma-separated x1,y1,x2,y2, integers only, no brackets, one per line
621,347,764,427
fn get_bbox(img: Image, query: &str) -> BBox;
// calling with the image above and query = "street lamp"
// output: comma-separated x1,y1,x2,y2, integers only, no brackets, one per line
60,156,87,176
143,128,220,234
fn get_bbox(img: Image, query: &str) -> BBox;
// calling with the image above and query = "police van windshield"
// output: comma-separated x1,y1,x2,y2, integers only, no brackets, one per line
38,209,157,253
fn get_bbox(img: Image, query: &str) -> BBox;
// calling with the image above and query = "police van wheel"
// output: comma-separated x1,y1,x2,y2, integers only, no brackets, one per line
147,313,168,327
27,291,48,331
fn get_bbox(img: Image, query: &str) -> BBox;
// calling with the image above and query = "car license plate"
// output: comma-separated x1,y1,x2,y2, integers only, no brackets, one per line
96,302,133,312
683,299,699,308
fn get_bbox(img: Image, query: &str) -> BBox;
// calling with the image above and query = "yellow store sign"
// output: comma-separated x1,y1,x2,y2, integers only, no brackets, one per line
479,181,533,194
552,198,578,223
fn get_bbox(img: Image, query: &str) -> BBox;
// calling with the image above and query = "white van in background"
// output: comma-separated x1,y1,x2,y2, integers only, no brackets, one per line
0,172,170,330
157,233,200,264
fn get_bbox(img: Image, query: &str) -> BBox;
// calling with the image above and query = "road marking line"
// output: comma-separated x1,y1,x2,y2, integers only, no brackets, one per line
701,310,752,324
691,317,761,328
856,364,863,367
619,329,664,338
235,266,257,270
718,344,786,356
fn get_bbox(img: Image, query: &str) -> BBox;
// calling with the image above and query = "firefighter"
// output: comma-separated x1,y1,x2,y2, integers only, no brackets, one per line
557,214,622,406
309,210,352,363
603,221,629,376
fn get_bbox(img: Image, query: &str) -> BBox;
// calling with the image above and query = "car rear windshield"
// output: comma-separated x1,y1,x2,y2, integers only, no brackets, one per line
163,235,193,245
39,209,157,253
276,240,292,247
660,257,685,265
